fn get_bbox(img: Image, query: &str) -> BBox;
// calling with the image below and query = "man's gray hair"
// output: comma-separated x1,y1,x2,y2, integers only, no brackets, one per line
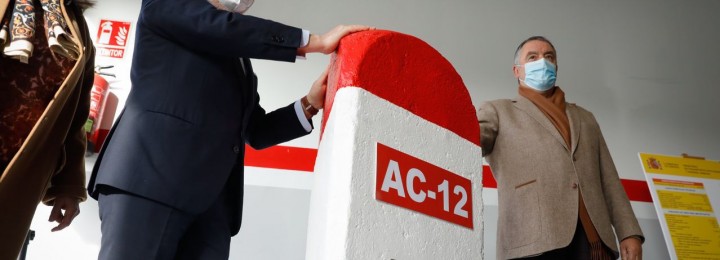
514,36,556,65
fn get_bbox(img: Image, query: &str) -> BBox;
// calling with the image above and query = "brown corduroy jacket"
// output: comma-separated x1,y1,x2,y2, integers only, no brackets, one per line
478,96,644,259
0,0,94,258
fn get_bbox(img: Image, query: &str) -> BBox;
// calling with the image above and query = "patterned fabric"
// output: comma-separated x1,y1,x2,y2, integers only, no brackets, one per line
1,0,78,63
41,0,79,59
0,2,74,171
4,0,36,63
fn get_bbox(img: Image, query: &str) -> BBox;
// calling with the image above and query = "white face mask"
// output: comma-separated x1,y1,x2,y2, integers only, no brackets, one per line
218,0,255,14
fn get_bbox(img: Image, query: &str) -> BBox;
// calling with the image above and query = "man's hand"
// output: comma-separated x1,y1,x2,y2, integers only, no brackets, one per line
299,25,374,55
304,65,330,119
48,196,80,232
620,236,642,260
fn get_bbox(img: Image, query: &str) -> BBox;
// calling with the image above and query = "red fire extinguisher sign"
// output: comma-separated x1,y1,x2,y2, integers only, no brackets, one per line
96,19,131,58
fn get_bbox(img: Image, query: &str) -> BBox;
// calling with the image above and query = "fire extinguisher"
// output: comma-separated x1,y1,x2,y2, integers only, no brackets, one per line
86,65,114,153
98,21,113,45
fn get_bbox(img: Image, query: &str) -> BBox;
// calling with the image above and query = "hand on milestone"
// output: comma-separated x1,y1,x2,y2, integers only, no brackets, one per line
620,236,642,260
300,25,375,55
306,65,330,112
48,196,80,232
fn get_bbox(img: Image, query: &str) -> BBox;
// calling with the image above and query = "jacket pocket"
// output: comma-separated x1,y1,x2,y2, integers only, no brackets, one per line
514,179,537,189
502,179,541,249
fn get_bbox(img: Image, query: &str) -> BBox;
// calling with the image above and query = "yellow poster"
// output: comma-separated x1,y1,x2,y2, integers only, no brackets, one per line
641,153,720,180
640,153,720,260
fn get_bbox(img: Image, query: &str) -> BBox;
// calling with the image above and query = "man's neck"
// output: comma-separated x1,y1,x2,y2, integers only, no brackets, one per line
519,84,555,98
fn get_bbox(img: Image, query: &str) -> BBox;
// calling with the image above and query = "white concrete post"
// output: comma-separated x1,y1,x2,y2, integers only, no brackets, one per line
306,30,484,260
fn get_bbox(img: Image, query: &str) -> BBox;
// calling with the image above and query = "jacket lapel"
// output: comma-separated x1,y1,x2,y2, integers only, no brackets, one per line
513,96,569,151
567,104,581,154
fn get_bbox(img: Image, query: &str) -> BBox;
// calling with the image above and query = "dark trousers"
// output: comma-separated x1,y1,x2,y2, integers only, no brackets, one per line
517,220,614,260
97,186,233,260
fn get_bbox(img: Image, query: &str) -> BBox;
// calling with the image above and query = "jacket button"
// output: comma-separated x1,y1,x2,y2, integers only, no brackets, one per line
271,35,285,43
233,145,241,154
572,183,578,189
573,156,577,161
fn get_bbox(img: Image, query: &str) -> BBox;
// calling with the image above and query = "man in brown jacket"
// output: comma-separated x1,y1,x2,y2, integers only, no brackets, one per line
477,36,644,259
0,0,95,259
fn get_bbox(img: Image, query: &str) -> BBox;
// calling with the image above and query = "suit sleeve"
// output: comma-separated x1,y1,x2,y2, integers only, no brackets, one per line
596,120,645,242
141,0,302,61
244,91,312,150
477,101,499,156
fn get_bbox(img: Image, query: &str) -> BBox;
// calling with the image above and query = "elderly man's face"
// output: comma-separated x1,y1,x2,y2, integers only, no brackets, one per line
513,40,557,83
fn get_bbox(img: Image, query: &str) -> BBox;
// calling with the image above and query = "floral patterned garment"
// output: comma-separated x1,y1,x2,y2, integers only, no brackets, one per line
41,0,79,59
4,0,36,63
0,1,74,171
1,0,76,62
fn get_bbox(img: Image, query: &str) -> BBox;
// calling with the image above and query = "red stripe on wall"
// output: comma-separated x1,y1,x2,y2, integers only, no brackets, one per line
244,144,318,172
245,145,652,202
482,165,497,188
480,166,652,202
621,179,653,203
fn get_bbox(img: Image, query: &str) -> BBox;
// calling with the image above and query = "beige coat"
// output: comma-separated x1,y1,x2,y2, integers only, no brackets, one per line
0,1,94,258
477,96,643,259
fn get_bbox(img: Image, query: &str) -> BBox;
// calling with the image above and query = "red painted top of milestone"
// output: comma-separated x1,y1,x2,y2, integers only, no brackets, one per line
322,30,480,146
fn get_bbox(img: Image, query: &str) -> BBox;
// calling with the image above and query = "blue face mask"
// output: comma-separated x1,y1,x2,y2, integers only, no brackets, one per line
520,58,557,91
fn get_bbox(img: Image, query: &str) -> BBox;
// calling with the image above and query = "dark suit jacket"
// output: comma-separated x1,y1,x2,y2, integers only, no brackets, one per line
88,0,310,235
477,96,643,259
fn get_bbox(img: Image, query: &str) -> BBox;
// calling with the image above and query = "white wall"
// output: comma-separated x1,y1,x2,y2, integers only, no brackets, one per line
26,0,720,259
250,0,720,176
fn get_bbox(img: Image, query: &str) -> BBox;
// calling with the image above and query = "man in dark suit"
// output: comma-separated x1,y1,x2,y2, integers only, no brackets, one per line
87,0,371,258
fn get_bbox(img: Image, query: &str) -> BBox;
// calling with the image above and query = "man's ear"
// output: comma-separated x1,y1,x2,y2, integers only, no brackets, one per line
512,64,521,80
